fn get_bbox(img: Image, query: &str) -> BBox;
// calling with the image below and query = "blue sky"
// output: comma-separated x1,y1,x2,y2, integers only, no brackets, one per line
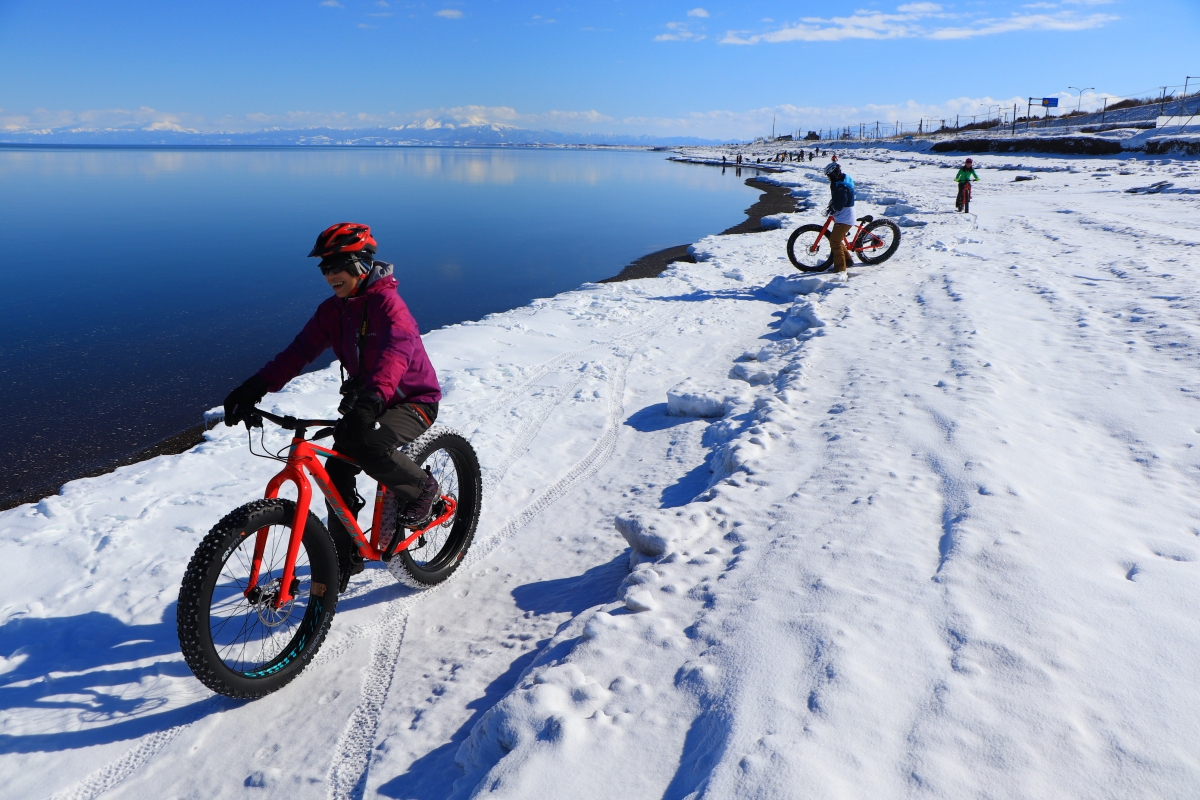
1,0,1196,139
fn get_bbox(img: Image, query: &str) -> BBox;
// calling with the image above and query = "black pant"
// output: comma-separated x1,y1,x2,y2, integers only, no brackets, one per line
956,181,971,210
325,402,436,563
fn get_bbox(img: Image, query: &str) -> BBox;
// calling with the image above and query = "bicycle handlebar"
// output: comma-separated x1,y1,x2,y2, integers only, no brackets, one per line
247,406,338,432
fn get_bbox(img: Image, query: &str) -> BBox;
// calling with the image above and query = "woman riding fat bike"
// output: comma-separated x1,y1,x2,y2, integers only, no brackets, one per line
222,222,442,592
955,158,979,212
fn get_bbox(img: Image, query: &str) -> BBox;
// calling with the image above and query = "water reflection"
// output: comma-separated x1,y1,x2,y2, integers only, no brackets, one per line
0,146,756,505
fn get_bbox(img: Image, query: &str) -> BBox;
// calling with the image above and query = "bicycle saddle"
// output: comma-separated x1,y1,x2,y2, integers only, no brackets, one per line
856,215,874,224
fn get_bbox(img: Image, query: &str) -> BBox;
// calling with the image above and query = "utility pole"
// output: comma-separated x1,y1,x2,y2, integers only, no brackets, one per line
1187,77,1199,115
1011,102,1017,134
1159,86,1168,115
1101,97,1108,123
1027,97,1034,130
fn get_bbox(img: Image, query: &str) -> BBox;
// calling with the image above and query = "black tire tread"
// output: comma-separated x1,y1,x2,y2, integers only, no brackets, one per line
786,224,835,273
856,218,902,265
389,427,482,589
177,498,338,699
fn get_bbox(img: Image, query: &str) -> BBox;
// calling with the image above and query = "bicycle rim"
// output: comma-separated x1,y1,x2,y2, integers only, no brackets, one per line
404,446,461,569
207,523,317,675
787,225,834,272
857,220,901,265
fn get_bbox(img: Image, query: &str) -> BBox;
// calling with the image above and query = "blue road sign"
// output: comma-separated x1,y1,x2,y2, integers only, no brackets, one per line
1041,97,1059,107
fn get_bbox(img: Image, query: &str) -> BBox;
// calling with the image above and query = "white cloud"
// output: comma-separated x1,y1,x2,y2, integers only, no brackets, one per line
319,0,342,7
375,0,389,5
655,20,705,41
0,91,1127,141
687,8,709,17
721,2,1115,44
928,12,1115,38
435,9,463,19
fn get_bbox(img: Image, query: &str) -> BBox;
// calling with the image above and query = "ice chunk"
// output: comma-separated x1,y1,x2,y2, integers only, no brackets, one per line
779,298,825,338
884,203,918,215
896,215,927,228
615,509,712,557
666,379,727,418
615,512,672,556
625,590,655,612
764,274,827,299
730,363,777,385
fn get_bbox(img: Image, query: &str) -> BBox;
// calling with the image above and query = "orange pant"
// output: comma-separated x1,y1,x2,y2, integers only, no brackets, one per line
831,222,852,270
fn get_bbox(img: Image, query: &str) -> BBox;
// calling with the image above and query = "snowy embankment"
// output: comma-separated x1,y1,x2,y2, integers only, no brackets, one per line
2,149,1200,799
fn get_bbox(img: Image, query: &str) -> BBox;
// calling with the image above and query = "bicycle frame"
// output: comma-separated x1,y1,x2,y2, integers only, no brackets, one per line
248,426,456,608
805,215,875,256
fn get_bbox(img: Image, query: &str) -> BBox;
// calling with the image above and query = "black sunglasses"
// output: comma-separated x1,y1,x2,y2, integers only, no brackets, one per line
319,257,363,275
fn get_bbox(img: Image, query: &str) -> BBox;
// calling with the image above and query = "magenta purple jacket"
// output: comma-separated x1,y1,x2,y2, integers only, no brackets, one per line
257,262,441,406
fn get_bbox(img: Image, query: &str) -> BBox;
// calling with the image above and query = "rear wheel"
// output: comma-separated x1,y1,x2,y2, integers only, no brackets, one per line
177,499,338,698
855,219,902,265
786,224,834,272
388,428,482,588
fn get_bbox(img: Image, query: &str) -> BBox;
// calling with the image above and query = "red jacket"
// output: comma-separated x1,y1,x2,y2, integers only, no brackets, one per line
257,262,441,406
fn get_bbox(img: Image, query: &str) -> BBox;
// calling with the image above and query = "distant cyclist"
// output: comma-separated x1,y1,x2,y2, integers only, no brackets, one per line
222,223,443,589
824,161,856,275
955,158,979,212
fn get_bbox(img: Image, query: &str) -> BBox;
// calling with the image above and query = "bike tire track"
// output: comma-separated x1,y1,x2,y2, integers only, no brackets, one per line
480,371,587,496
45,698,222,800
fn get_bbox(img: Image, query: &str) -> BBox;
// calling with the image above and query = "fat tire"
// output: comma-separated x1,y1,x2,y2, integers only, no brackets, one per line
855,219,902,265
177,498,339,699
786,224,835,272
388,427,481,589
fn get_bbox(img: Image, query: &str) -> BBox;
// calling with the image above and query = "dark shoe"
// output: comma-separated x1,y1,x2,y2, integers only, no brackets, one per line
397,472,440,529
338,551,365,593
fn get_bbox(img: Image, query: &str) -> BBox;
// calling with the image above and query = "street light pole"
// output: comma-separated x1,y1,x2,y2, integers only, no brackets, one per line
1068,86,1093,115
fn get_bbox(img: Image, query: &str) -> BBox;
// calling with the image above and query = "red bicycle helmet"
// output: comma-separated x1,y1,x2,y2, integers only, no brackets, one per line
308,222,377,261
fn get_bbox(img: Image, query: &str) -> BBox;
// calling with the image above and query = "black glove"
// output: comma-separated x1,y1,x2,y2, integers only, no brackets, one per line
335,391,384,446
223,374,269,427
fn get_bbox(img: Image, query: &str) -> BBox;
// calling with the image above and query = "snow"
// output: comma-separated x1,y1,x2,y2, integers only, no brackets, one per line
3,146,1200,799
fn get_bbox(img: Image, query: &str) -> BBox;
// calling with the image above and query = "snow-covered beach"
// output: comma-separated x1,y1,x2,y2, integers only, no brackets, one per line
3,146,1200,798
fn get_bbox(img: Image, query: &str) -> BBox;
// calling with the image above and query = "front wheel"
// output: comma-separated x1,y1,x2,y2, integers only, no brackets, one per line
388,427,482,588
855,219,902,265
786,224,834,272
177,499,339,698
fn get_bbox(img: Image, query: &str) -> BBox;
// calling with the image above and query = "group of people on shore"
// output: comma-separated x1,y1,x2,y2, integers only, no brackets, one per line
722,148,824,166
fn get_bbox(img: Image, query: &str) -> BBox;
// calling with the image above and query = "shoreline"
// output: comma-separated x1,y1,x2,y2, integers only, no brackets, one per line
0,171,799,512
600,176,801,282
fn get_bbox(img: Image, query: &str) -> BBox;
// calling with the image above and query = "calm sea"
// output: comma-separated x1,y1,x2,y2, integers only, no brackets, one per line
0,146,760,505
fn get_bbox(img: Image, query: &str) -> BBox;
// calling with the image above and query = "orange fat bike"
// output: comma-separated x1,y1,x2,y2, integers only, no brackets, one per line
176,407,481,698
786,213,901,272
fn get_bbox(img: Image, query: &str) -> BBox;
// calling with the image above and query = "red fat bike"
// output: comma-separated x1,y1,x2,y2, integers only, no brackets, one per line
177,407,481,698
786,213,901,272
